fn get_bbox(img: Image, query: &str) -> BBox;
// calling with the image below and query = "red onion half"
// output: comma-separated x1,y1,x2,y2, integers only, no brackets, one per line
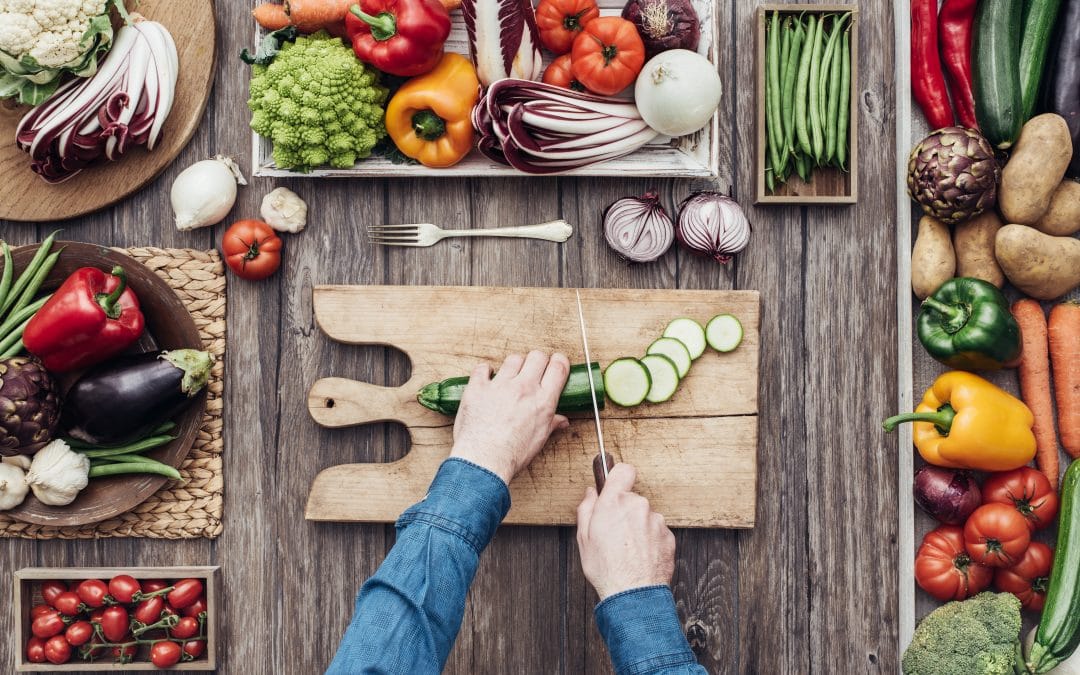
675,191,751,263
604,192,675,263
914,466,982,525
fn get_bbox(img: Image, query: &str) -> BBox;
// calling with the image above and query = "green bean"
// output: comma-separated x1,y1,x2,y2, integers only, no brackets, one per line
766,12,784,178
782,20,805,161
837,28,852,171
807,15,825,163
794,151,811,182
0,294,49,344
765,157,775,194
0,231,56,317
779,17,792,98
0,317,30,356
0,338,23,360
821,14,849,164
825,21,844,163
79,434,177,459
794,15,816,156
154,421,177,435
89,462,182,481
9,250,59,321
0,243,13,315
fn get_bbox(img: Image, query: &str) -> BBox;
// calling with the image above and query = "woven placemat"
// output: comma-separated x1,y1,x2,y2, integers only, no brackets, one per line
0,247,226,540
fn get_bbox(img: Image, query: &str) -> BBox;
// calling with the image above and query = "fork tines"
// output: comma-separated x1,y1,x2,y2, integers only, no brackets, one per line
367,223,422,246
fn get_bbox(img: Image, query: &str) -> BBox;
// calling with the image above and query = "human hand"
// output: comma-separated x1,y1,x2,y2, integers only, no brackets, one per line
576,463,676,601
449,351,571,484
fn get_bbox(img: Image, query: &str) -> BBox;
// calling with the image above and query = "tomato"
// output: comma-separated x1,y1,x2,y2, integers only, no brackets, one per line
41,580,68,607
167,578,204,609
181,595,208,619
108,575,142,604
151,640,182,667
172,615,200,640
135,595,165,625
52,590,82,616
89,607,106,624
141,579,169,594
914,524,993,601
26,636,47,663
31,611,66,639
44,635,71,664
75,579,109,608
570,17,646,96
64,620,93,647
542,54,586,92
222,220,282,281
99,606,130,642
31,603,56,620
183,639,206,658
964,503,1032,568
535,0,599,54
994,541,1054,611
112,643,136,663
983,467,1060,531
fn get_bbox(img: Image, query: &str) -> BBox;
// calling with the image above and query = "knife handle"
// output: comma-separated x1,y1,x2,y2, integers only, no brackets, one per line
592,453,615,492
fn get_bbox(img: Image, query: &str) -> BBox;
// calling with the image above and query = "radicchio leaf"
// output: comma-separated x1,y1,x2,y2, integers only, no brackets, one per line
461,0,543,86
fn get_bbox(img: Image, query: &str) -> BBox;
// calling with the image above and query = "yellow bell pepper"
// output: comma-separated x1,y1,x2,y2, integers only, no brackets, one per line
883,371,1036,471
385,53,479,168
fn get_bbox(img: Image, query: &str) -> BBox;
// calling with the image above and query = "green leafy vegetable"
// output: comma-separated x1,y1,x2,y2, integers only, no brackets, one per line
902,592,1022,675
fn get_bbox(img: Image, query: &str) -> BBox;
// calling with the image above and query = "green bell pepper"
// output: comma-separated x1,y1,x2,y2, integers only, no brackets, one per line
917,277,1021,371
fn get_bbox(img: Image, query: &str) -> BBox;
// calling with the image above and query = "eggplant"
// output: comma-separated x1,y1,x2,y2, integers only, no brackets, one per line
62,349,212,446
1046,0,1080,176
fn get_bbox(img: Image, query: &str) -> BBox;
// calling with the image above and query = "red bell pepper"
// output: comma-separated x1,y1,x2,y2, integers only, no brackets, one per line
345,0,451,77
938,0,979,130
23,266,145,373
911,0,955,129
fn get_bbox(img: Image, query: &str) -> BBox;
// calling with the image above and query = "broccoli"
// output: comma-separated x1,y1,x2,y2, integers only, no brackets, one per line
902,592,1023,675
248,31,387,172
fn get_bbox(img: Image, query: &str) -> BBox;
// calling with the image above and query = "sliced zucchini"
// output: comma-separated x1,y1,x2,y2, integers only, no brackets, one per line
646,337,692,378
706,314,744,353
639,354,680,403
603,358,651,407
663,318,706,360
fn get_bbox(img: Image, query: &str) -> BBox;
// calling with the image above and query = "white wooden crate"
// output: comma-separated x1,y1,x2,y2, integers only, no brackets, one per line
251,0,720,177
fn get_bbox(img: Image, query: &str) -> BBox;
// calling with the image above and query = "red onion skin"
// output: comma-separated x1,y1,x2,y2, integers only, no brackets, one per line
603,192,675,263
913,466,982,525
622,0,700,60
675,191,752,264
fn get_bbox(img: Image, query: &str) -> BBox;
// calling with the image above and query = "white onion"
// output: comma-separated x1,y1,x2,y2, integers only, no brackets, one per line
675,191,751,263
603,192,675,263
634,49,722,137
171,156,247,231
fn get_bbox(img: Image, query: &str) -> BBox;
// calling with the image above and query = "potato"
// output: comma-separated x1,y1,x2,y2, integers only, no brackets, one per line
1033,179,1080,236
953,211,1004,287
994,224,1080,299
999,114,1073,225
911,215,955,299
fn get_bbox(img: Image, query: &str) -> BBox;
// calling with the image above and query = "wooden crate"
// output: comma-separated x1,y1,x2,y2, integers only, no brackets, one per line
754,4,859,205
13,567,220,672
251,0,720,178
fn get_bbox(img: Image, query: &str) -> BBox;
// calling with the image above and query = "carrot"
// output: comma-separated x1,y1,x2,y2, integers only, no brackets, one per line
1049,301,1080,458
283,0,353,33
1012,299,1059,488
440,0,462,11
253,3,291,30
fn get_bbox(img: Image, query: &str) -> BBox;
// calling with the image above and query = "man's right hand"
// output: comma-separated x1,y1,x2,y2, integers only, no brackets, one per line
575,463,676,601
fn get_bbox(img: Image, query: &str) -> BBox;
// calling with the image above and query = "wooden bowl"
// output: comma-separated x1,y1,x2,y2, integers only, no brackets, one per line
3,242,206,527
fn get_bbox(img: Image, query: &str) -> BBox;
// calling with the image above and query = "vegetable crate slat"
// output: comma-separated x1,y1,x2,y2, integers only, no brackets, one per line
13,567,220,671
251,0,720,178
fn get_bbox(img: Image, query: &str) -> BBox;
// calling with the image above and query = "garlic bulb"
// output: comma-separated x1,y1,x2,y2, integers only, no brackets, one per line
0,463,29,510
25,440,89,506
171,155,247,231
3,454,32,471
260,187,307,233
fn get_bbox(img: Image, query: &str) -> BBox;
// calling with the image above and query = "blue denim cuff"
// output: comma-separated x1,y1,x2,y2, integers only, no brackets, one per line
396,458,511,555
595,586,697,675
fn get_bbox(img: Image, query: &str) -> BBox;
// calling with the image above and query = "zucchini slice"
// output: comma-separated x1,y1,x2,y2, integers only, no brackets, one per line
662,318,706,360
640,354,680,403
706,314,744,352
603,358,651,407
646,337,692,378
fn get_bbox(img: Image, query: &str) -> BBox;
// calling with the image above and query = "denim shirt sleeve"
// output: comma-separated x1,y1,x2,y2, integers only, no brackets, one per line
326,458,510,675
595,586,707,675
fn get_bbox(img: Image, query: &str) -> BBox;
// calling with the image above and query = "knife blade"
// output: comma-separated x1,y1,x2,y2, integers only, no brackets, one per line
575,290,614,491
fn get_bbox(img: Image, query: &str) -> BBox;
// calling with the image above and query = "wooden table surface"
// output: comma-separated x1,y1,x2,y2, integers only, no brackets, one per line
0,1,899,672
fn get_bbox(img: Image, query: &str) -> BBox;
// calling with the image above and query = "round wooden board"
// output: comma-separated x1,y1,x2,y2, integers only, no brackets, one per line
3,242,207,527
0,0,216,222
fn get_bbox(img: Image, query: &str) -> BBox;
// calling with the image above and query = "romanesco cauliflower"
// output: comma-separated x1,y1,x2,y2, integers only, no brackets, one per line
248,32,388,172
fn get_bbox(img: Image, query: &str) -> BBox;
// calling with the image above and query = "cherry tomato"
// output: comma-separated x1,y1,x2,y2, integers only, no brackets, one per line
25,636,46,663
65,620,93,647
112,643,136,663
535,0,600,54
109,575,142,604
53,590,83,616
31,603,56,619
142,579,169,594
964,503,1032,568
914,524,994,601
32,611,66,639
99,606,129,642
995,541,1054,611
983,467,1060,531
89,608,106,624
75,579,109,608
40,580,68,607
542,54,586,91
183,639,206,658
44,635,71,664
167,579,204,609
151,640,182,668
222,220,282,281
172,616,200,640
181,596,208,618
135,595,166,625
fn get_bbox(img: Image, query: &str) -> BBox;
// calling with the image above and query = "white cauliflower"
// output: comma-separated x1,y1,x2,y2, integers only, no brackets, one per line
0,0,108,67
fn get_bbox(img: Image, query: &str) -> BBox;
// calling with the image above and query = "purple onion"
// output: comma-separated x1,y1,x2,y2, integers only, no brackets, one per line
675,191,752,263
622,0,700,60
914,466,982,525
603,192,675,263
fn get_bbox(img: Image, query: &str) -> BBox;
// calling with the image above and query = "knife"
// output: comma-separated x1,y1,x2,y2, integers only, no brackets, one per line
575,290,615,491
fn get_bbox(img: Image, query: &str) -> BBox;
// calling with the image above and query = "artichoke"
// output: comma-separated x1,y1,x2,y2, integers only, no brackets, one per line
907,127,1001,225
0,356,61,457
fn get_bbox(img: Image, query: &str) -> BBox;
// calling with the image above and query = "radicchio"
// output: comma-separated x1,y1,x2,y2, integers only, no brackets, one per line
461,0,543,86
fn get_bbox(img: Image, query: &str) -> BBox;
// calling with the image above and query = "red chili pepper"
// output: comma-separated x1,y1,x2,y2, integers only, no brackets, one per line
938,0,979,130
23,266,144,373
911,0,955,129
344,0,451,77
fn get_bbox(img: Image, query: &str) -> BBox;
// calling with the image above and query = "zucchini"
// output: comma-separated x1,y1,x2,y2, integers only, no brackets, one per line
646,337,692,378
417,362,603,416
640,354,679,403
973,0,1024,148
662,318,707,360
1019,0,1063,122
705,314,744,353
603,358,651,407
1028,460,1080,673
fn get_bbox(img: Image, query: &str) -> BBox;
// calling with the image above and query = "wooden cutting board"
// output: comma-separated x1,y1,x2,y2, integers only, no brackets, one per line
305,286,760,528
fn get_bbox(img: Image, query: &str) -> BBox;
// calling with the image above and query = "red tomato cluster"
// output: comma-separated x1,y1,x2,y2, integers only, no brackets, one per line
915,467,1059,611
536,0,646,96
24,575,209,667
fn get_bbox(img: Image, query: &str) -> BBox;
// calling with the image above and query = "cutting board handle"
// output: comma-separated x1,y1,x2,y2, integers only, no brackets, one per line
308,377,439,428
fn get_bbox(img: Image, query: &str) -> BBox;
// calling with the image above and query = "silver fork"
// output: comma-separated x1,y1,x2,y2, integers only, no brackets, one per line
367,220,573,247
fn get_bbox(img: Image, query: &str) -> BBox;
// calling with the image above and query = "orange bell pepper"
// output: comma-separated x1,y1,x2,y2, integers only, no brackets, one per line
385,53,479,168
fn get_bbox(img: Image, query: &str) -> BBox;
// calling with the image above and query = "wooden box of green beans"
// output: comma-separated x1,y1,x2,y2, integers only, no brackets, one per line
755,5,859,205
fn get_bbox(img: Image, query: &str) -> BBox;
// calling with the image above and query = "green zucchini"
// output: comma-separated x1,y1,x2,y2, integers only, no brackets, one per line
973,0,1024,149
417,362,604,416
603,358,651,407
639,354,679,403
1019,0,1062,122
1028,460,1080,673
